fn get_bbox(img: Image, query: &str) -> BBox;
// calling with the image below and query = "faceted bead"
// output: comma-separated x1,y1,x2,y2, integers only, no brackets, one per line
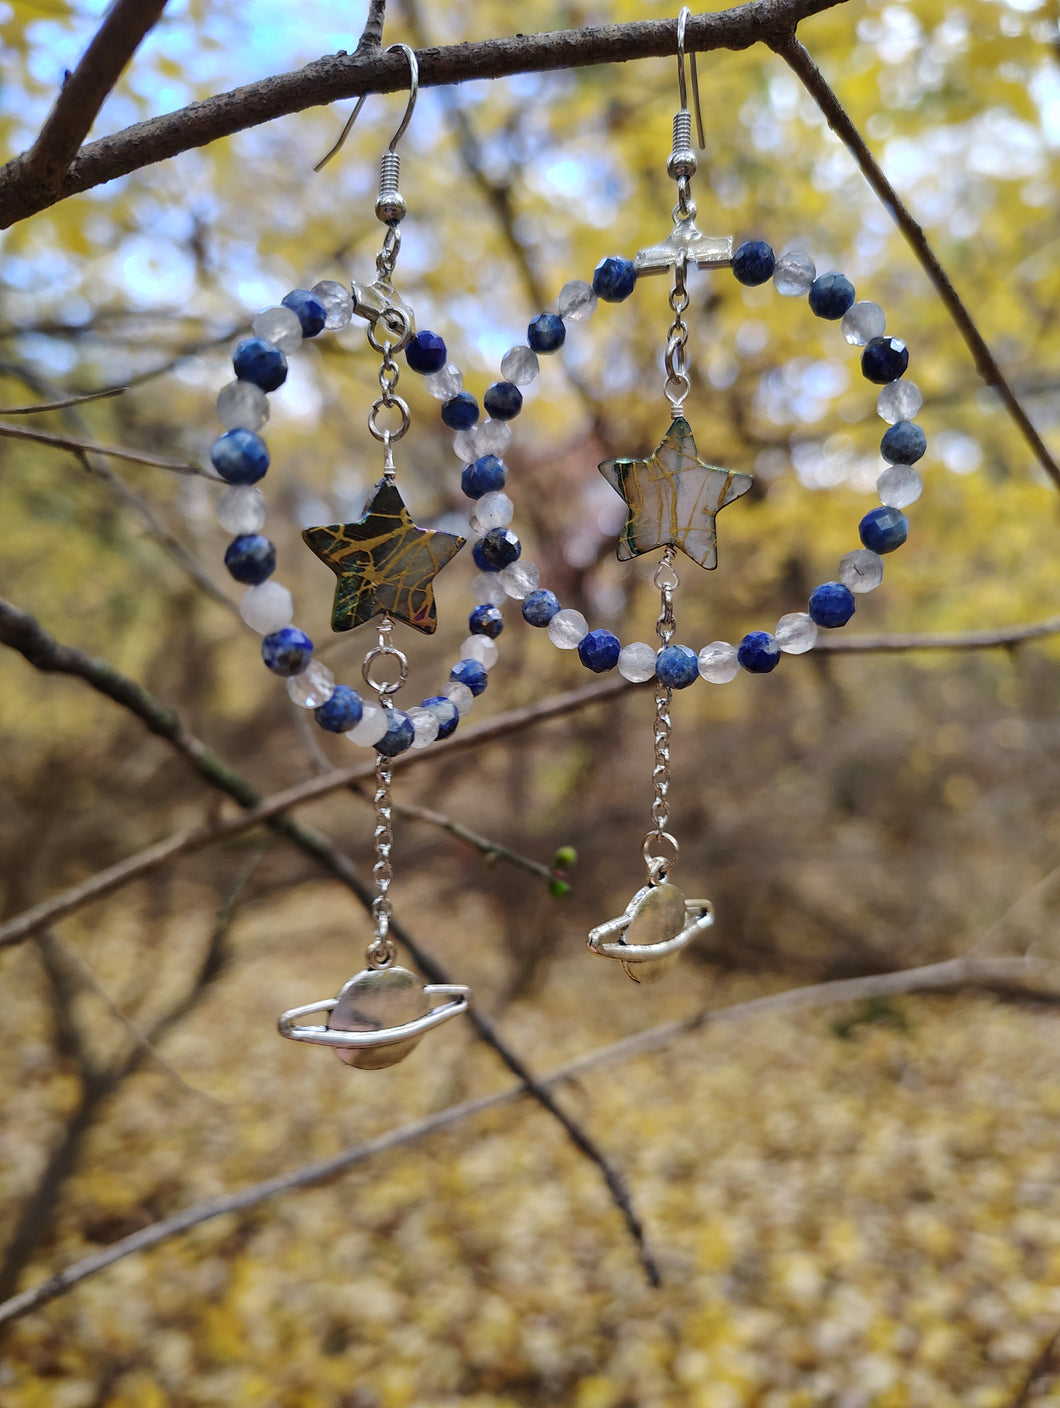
425,363,463,400
452,428,478,462
842,301,885,346
406,330,448,375
460,635,499,668
737,631,781,674
406,705,441,749
311,279,354,330
211,429,269,484
281,289,327,338
287,659,335,707
483,381,522,421
500,345,539,386
859,506,909,554
473,419,513,456
442,681,475,716
838,548,884,594
216,484,267,533
461,455,507,499
592,256,637,303
419,695,460,740
469,491,514,533
498,560,539,599
808,272,855,320
522,589,561,627
557,279,597,323
527,313,565,354
880,420,927,464
618,641,658,682
862,336,909,385
698,641,740,684
217,379,269,431
314,684,363,732
655,644,699,689
441,392,479,430
731,240,775,286
547,608,588,649
223,533,276,584
877,379,923,424
775,612,818,654
773,251,816,297
252,305,303,353
450,658,488,696
471,571,508,607
469,603,503,638
233,337,287,392
472,528,521,572
346,701,389,747
240,580,293,633
375,709,416,758
577,628,621,673
877,465,922,509
262,626,313,676
808,581,856,629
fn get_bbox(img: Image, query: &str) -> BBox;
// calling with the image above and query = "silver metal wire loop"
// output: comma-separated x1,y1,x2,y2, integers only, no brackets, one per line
362,618,410,696
675,8,706,150
314,43,419,173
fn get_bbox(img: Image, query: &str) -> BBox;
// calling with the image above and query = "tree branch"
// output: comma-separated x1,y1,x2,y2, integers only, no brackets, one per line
0,420,211,477
0,388,126,415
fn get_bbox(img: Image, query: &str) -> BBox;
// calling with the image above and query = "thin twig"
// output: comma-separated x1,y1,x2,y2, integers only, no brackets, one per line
391,796,559,886
0,388,126,415
0,420,212,477
814,615,1060,653
1010,1326,1060,1407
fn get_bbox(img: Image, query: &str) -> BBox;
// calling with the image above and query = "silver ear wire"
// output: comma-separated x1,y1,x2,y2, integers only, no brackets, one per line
314,42,419,176
675,8,705,151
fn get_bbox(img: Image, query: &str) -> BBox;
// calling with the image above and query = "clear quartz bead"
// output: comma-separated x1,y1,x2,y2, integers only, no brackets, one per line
499,560,539,599
252,305,303,353
842,300,886,346
469,492,514,533
425,363,463,400
557,280,597,323
474,419,512,456
775,612,818,654
547,608,588,649
698,641,740,683
619,641,657,683
217,379,269,431
287,660,335,707
346,701,389,746
443,681,475,716
773,251,816,297
217,484,267,533
838,548,884,593
452,428,478,461
460,635,499,668
311,279,353,329
471,571,508,607
240,581,293,633
877,464,922,508
406,706,441,749
877,380,923,424
500,345,540,386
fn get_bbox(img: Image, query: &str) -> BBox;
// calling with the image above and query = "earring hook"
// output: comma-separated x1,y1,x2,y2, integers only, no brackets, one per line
314,43,419,173
675,8,705,150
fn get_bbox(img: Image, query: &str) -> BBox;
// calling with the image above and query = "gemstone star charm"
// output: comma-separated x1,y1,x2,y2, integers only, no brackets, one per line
302,479,465,634
599,416,753,570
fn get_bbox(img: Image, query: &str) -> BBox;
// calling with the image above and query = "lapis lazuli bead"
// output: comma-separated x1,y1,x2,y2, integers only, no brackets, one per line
880,420,927,464
656,644,699,688
737,631,781,674
522,589,561,626
233,337,287,392
441,391,479,430
223,533,275,584
527,313,565,354
469,603,504,638
314,684,364,733
577,628,621,674
375,709,416,757
472,528,521,572
450,658,488,697
281,289,327,337
808,581,856,628
262,626,313,677
862,336,909,385
461,455,507,499
483,381,523,421
808,272,855,321
211,429,270,484
406,330,448,375
731,240,776,287
592,256,637,303
859,506,909,554
421,694,459,740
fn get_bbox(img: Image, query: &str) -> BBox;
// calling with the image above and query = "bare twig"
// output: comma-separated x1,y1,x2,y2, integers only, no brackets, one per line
391,796,559,886
0,420,211,477
1010,1326,1060,1407
0,388,126,415
814,615,1060,653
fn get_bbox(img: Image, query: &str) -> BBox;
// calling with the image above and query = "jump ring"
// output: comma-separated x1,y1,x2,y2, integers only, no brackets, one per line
368,396,411,442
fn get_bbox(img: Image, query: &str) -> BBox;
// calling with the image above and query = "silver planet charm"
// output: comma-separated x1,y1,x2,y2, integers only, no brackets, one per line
587,881,713,984
277,965,470,1069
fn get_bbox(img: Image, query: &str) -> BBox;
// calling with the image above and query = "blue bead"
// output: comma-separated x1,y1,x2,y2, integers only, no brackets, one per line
421,695,459,740
862,336,909,385
577,628,621,673
233,337,287,392
859,506,908,554
375,709,416,757
406,330,448,375
483,381,523,421
471,528,521,572
527,313,565,354
731,240,775,286
592,256,637,303
808,581,856,628
441,391,479,430
211,429,270,484
223,533,275,584
450,658,488,696
469,603,504,638
880,420,927,464
737,631,781,674
522,589,561,627
281,289,327,337
314,685,364,733
655,643,699,688
461,455,507,499
262,627,313,677
808,272,855,320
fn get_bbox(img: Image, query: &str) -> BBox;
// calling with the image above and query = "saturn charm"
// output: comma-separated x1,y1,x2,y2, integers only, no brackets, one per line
587,880,713,984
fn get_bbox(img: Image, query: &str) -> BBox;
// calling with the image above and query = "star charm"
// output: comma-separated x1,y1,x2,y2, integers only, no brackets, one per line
599,416,753,570
302,479,464,635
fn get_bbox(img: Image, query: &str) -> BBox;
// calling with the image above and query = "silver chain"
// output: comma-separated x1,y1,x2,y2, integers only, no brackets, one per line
642,549,681,881
366,756,396,969
663,253,691,413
